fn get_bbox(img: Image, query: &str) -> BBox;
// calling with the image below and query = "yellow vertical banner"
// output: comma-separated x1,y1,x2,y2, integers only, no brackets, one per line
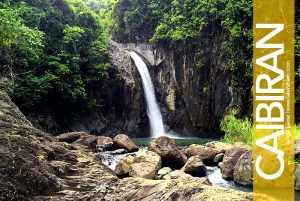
253,0,294,200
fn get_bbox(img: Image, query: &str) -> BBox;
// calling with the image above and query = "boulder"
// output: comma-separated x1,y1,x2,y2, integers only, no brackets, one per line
164,170,211,185
56,132,87,143
96,136,114,151
233,151,253,186
133,150,162,172
113,134,138,152
114,156,134,177
157,167,172,179
75,135,98,149
148,136,187,169
186,144,219,165
219,146,248,180
56,132,99,150
214,153,224,163
129,162,157,179
122,151,162,179
296,165,300,191
233,142,252,150
181,155,206,177
205,141,234,154
295,140,300,158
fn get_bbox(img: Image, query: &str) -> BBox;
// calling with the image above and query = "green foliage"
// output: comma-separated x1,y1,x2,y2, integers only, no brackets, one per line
31,134,38,141
196,61,204,70
103,0,166,42
0,2,44,86
37,153,45,161
83,0,103,12
63,25,85,45
106,0,253,107
220,109,252,146
0,3,43,49
151,0,208,46
99,0,117,34
0,0,111,114
63,142,71,148
296,124,300,140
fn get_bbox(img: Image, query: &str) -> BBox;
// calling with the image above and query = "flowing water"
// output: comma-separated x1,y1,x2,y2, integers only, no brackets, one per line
129,52,166,138
100,137,251,193
100,138,300,199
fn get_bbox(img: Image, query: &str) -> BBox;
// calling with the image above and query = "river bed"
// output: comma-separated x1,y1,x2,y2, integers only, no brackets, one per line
100,137,252,192
100,138,300,199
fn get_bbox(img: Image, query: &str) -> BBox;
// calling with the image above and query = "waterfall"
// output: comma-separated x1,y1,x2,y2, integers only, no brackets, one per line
129,51,165,138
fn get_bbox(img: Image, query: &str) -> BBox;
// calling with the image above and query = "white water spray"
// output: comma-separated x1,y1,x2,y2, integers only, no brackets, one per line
129,51,166,138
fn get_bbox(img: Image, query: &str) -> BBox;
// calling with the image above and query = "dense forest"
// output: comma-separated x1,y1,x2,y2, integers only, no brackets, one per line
0,0,111,117
0,0,299,135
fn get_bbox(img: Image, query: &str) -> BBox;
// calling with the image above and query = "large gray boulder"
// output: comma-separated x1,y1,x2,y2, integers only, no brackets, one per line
129,162,157,179
115,150,162,180
113,134,138,152
56,132,98,150
132,150,162,172
114,156,134,177
219,146,249,180
186,144,219,165
181,155,207,177
56,132,86,143
233,151,253,186
204,141,234,154
148,136,187,169
129,150,162,179
96,136,114,151
75,135,98,149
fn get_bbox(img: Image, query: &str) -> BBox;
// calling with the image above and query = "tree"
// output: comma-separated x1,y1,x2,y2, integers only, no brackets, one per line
1,0,111,114
0,2,44,91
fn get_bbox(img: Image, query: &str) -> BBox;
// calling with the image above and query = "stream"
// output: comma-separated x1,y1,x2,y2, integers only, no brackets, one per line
100,138,300,199
100,138,252,193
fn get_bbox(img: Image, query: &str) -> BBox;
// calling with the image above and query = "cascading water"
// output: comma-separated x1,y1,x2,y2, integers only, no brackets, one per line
129,51,166,138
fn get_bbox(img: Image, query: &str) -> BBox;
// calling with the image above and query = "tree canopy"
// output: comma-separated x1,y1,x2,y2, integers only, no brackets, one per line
0,0,110,112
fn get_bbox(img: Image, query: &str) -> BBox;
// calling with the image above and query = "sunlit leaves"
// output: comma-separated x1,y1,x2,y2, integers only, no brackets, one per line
0,7,44,49
1,0,111,111
63,25,85,44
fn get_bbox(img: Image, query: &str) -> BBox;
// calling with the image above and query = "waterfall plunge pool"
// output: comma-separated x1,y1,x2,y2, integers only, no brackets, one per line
132,137,218,147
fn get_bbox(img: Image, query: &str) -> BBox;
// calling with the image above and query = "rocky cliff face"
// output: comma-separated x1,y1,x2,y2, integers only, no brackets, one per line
24,37,244,137
0,91,32,127
149,43,242,137
79,39,242,137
